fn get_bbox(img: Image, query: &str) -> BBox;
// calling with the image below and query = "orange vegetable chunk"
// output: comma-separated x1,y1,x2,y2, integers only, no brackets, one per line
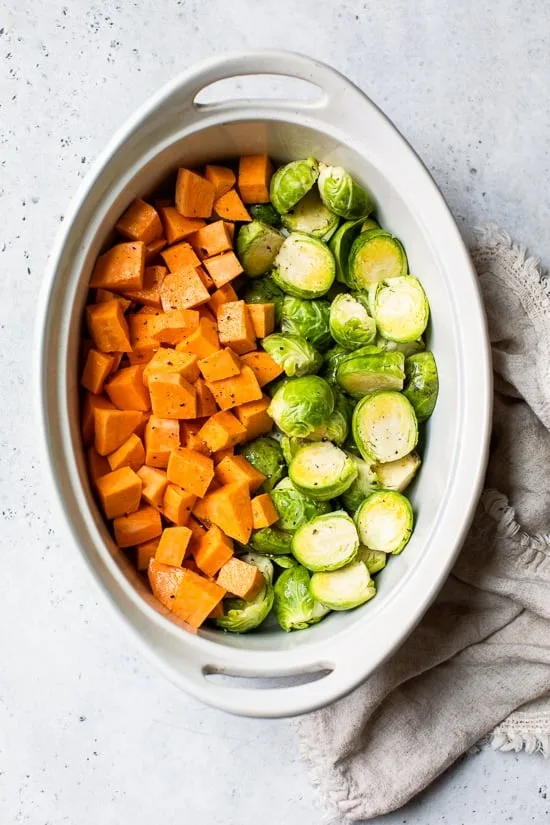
94,288,131,308
235,394,273,440
155,526,192,567
145,237,167,263
115,199,163,244
208,283,238,317
188,220,233,259
212,447,234,465
86,300,132,353
187,515,207,554
214,189,251,222
246,303,275,338
159,206,206,244
198,347,241,383
161,241,201,272
148,558,185,608
127,348,156,366
81,349,115,394
214,454,266,492
160,266,210,312
251,493,279,528
193,481,253,544
114,505,163,548
238,155,272,203
150,308,200,344
204,164,236,199
107,433,146,472
143,350,199,385
96,466,142,519
217,556,265,600
148,373,197,419
193,525,234,577
128,312,159,351
180,419,209,455
136,537,160,571
94,408,142,456
163,483,197,525
167,447,214,498
198,411,247,453
137,465,168,507
203,251,243,289
87,446,111,487
217,300,256,354
89,242,145,291
175,168,216,219
82,393,115,446
171,568,226,628
144,415,180,467
176,316,220,359
195,378,218,418
105,365,151,411
206,365,262,411
121,265,167,308
240,351,284,386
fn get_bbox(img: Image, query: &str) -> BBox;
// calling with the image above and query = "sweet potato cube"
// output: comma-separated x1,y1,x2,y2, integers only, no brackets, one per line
235,394,273,441
195,265,215,291
86,300,132,353
89,242,145,291
159,206,205,244
96,466,142,519
105,365,151,411
194,481,253,544
149,308,200,345
133,411,150,440
128,312,159,351
136,537,160,571
113,505,163,548
198,411,247,453
176,317,220,358
224,221,235,241
137,465,168,507
155,526,192,567
206,366,262,411
203,251,243,289
127,348,156,366
208,601,224,619
171,569,226,628
198,348,241,383
94,288,131,309
251,493,279,529
212,447,234,465
82,393,115,446
214,454,266,492
195,378,218,418
238,155,272,203
246,303,275,338
144,415,180,467
94,408,142,456
160,266,210,312
115,199,163,245
175,168,216,219
148,373,197,420
187,515,207,555
217,300,256,354
81,349,115,394
161,241,201,272
107,433,146,472
145,237,167,263
204,165,236,199
208,283,238,317
148,558,186,608
217,556,264,600
87,446,111,488
240,351,284,386
143,350,199,385
167,447,214,498
213,189,251,222
121,265,167,308
163,484,197,525
193,525,234,577
180,420,209,455
188,220,233,259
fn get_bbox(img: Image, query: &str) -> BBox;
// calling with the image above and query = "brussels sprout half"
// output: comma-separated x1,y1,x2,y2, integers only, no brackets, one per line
329,292,377,350
236,220,284,278
215,556,274,632
371,275,430,343
289,441,358,501
262,333,323,378
317,166,375,220
403,352,439,421
375,334,426,356
243,276,285,324
268,375,334,438
281,187,340,241
280,296,332,351
238,437,286,492
336,350,405,398
375,452,421,493
249,203,282,227
352,391,418,463
329,218,364,285
361,217,380,232
340,453,380,514
310,560,376,610
272,232,336,299
280,435,308,465
250,526,293,555
274,565,330,632
355,490,413,555
271,477,331,532
292,510,359,571
348,229,408,289
356,546,387,574
270,157,319,214
308,386,353,446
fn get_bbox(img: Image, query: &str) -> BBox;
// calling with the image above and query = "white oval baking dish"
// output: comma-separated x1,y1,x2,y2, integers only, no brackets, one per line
36,51,491,718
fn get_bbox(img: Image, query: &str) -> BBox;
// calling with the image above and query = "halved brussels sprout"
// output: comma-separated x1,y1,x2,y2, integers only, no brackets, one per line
271,477,331,532
272,232,336,299
243,275,285,323
356,546,387,574
271,555,298,569
371,276,430,342
268,375,334,438
292,510,359,571
375,452,421,492
322,344,349,384
249,203,282,227
352,391,418,463
329,219,364,284
262,333,323,377
238,436,286,492
329,292,377,350
215,556,274,632
348,229,408,289
250,526,293,555
281,187,340,241
309,386,352,446
355,490,413,555
340,453,380,514
274,565,330,631
375,334,426,356
336,350,405,398
236,220,284,278
280,435,309,465
403,352,439,421
270,157,319,214
289,441,358,501
280,296,332,352
310,559,376,610
361,217,380,232
317,166,375,220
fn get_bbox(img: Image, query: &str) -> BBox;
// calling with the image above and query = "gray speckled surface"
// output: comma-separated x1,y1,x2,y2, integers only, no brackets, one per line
2,2,550,823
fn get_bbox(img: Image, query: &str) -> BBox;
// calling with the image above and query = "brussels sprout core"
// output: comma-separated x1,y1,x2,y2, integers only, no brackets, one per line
348,229,408,288
355,490,414,555
289,441,358,500
352,391,418,463
272,232,336,299
281,187,340,241
310,560,376,610
236,220,284,278
336,351,405,398
329,292,377,350
292,511,359,571
372,275,430,342
375,452,421,492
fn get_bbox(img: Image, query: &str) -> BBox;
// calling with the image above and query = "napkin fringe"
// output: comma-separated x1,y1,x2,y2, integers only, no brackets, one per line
482,489,550,561
491,727,550,757
299,734,356,823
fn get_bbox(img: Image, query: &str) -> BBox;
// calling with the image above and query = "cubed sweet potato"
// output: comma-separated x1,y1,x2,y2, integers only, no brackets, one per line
195,378,218,418
216,556,264,600
149,308,200,345
175,317,220,359
81,349,115,395
238,155,272,203
246,303,275,338
208,283,238,317
148,373,197,419
105,365,151,411
87,446,111,488
82,393,115,446
86,300,132,353
115,199,163,244
143,350,199,385
155,525,192,567
217,300,256,354
214,454,266,492
159,206,206,244
114,505,163,548
160,266,210,311
251,493,279,529
193,525,234,577
136,537,160,571
170,568,226,628
107,433,146,472
96,465,142,519
206,365,262,411
167,447,214,498
145,237,167,263
192,481,253,544
234,394,273,441
213,189,251,222
120,265,167,308
128,312,159,352
198,347,241,383
175,168,216,219
163,483,197,525
203,251,243,289
188,220,233,259
240,351,284,386
204,165,236,199
90,242,146,292
161,241,201,272
94,408,142,456
144,415,180,467
137,465,168,507
198,411,247,453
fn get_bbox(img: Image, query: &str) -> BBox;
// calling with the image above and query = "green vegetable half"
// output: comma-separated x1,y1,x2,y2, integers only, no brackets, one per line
348,229,408,289
403,352,439,421
238,436,286,492
375,452,421,492
292,510,359,571
352,391,418,463
281,187,340,241
355,490,413,555
274,565,330,631
308,386,352,446
250,526,293,555
262,333,322,377
336,350,405,398
310,560,376,610
272,232,336,299
329,292,377,350
340,453,380,514
356,546,387,574
236,220,284,278
289,441,358,500
317,166,375,219
268,375,334,438
249,203,282,227
280,296,332,351
270,157,319,214
371,275,429,342
322,344,349,384
271,477,331,532
329,218,364,285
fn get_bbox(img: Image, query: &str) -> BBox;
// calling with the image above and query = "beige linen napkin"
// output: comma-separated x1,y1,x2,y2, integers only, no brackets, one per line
299,225,550,821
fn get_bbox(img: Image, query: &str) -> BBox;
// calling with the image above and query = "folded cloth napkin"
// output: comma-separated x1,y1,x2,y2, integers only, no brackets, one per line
299,225,550,822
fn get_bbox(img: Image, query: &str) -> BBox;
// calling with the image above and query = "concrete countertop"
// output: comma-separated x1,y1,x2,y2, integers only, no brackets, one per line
2,1,549,822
